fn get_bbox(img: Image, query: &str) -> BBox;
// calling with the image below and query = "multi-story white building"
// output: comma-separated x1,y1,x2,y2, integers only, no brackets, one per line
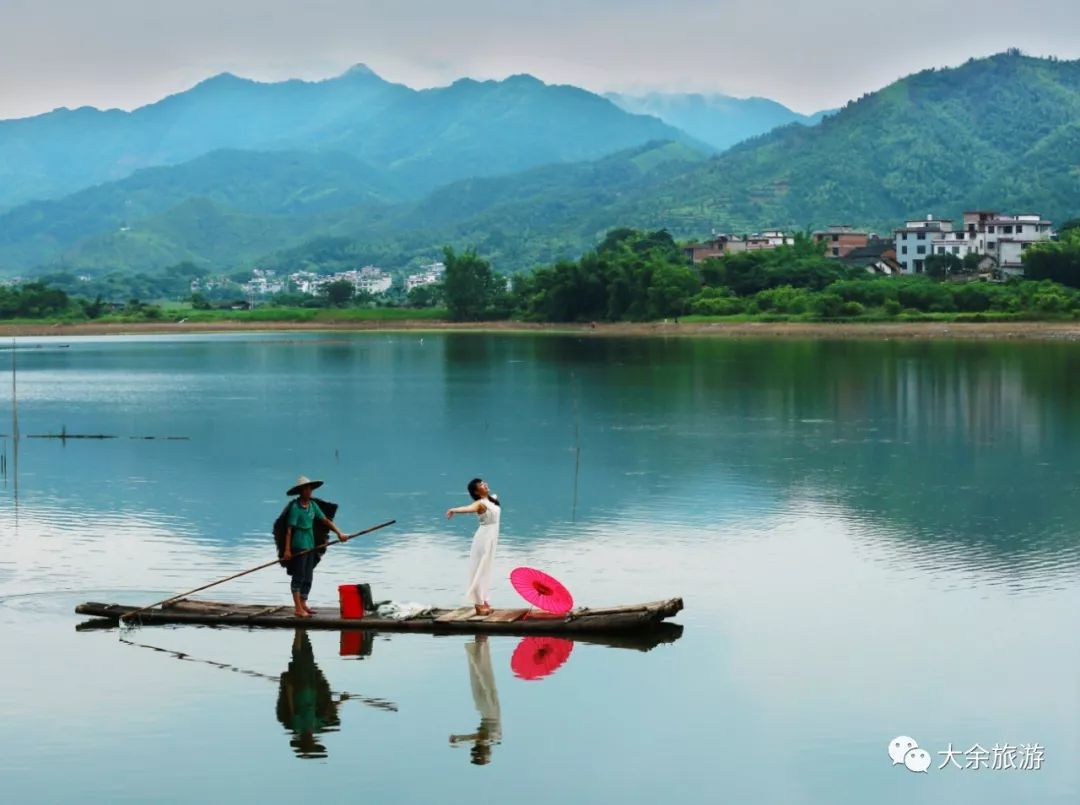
893,215,954,274
242,268,285,296
351,266,392,295
957,211,1055,277
895,211,1054,275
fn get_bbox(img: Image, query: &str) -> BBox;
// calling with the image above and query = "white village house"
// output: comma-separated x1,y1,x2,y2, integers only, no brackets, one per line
348,266,392,295
405,261,446,292
894,211,1054,275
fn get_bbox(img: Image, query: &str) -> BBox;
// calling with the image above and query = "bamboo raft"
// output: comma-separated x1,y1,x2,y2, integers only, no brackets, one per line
75,597,684,637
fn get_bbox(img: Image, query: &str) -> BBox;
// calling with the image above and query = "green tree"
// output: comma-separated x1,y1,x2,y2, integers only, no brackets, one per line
646,262,700,318
925,253,962,278
81,294,105,318
0,282,71,318
443,246,500,321
406,283,442,310
962,252,984,272
1024,231,1080,287
322,279,355,307
689,287,744,316
190,292,212,310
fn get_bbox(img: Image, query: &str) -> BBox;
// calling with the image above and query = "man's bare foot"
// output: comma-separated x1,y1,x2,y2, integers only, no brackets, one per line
294,609,312,618
302,603,315,615
476,604,493,616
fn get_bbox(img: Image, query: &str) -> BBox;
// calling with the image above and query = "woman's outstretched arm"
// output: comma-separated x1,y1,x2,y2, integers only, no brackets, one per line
446,501,486,519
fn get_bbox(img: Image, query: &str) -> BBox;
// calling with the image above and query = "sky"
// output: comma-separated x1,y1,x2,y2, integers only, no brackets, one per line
1,0,1079,120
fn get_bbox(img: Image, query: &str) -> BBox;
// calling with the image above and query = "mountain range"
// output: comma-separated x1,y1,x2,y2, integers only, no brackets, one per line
605,91,830,151
0,64,694,211
1,51,1078,277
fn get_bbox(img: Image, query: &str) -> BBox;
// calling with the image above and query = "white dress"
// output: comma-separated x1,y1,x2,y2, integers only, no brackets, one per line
464,498,500,605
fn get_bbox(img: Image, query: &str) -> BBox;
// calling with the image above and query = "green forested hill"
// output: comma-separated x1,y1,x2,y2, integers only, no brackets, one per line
604,52,1080,234
260,141,710,272
268,53,1080,272
4,52,1079,276
0,150,399,269
0,66,693,211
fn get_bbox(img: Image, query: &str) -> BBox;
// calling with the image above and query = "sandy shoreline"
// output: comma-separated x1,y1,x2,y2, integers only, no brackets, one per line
3,318,1080,341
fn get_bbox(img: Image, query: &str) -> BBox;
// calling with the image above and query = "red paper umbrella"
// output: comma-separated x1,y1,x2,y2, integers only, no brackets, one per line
510,567,574,614
511,636,575,681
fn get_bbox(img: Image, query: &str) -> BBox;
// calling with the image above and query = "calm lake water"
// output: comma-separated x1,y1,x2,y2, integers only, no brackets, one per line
0,332,1077,804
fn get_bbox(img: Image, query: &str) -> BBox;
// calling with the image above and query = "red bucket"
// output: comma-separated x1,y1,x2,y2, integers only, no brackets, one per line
338,584,364,619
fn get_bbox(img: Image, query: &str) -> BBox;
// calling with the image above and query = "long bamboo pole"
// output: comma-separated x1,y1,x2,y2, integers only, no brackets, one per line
120,519,396,625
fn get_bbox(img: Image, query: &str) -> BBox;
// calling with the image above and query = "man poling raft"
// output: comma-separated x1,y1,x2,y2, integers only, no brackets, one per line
273,475,349,618
107,477,395,629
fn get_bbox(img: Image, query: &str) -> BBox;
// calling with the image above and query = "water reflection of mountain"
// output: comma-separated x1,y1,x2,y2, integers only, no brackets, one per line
4,334,1079,570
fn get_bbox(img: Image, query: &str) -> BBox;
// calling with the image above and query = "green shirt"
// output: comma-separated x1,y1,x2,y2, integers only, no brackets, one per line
287,499,325,551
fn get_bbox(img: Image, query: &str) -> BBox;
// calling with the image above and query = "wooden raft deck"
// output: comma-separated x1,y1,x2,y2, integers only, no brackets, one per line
75,597,684,636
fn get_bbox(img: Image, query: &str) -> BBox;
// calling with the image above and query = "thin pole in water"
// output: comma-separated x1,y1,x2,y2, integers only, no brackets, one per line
10,338,17,443
10,338,17,504
571,372,581,523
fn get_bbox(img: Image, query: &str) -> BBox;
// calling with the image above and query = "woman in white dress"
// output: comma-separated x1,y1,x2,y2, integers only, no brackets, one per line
446,478,501,615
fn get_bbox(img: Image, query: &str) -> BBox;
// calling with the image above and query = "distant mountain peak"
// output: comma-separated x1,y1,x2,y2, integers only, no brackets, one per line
190,72,252,92
504,73,544,86
341,63,381,80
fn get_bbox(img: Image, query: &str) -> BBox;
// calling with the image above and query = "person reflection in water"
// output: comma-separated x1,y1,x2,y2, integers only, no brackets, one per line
276,629,344,759
449,635,502,765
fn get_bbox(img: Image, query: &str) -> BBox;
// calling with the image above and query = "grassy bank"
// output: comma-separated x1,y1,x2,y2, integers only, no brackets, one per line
6,317,1080,342
176,306,448,323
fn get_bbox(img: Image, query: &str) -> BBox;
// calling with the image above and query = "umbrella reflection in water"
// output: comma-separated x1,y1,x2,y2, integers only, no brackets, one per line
511,636,575,681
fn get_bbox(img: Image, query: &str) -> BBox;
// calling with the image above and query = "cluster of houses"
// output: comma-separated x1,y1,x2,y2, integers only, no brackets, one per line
405,261,445,292
193,265,396,298
191,262,447,300
684,231,794,263
684,211,1056,278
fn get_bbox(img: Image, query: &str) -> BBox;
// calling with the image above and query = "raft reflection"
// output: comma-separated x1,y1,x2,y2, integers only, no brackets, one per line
447,624,684,766
99,621,681,765
276,629,343,759
449,635,502,765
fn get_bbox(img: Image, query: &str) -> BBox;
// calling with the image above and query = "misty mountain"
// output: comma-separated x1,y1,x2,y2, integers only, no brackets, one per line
0,65,695,210
4,52,1078,278
605,91,830,151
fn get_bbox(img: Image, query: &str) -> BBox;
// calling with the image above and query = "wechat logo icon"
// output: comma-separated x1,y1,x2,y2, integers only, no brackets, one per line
889,736,930,773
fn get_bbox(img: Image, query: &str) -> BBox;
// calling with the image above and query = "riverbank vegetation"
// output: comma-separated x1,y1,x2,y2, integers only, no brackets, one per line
445,226,1080,323
4,226,1080,326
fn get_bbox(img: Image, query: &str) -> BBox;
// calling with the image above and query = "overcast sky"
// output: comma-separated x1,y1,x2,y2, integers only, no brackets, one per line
2,0,1078,120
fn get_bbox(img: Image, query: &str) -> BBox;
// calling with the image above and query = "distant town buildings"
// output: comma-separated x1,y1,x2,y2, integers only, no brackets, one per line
813,225,871,259
894,212,1054,276
685,210,1056,279
684,231,795,263
243,268,286,296
841,240,905,275
204,266,397,298
405,261,446,291
338,266,392,295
